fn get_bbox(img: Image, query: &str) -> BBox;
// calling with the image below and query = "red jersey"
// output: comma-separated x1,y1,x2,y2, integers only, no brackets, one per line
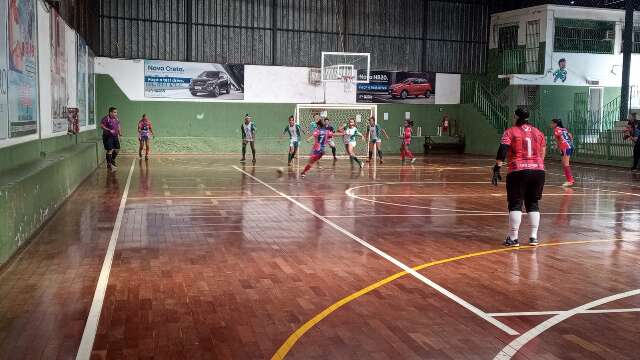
501,124,546,172
403,127,412,144
553,127,573,151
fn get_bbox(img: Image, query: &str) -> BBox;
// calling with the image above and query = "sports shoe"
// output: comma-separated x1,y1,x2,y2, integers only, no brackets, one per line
111,159,117,168
410,158,416,164
562,181,574,187
300,173,306,178
252,158,256,164
379,159,384,164
503,237,519,247
529,237,539,246
240,158,246,162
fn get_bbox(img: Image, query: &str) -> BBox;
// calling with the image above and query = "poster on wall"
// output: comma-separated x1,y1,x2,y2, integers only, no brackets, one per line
144,60,244,100
8,0,38,138
87,49,95,125
76,36,88,127
0,0,9,140
357,71,436,104
50,9,67,133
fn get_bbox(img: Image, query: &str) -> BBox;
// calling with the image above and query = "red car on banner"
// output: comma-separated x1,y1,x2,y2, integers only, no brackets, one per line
389,78,433,99
356,71,435,104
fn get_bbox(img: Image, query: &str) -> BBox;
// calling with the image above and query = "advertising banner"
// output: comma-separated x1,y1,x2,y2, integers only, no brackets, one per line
357,71,436,104
8,0,38,137
87,48,95,125
50,9,67,133
77,36,88,127
144,60,244,100
0,0,9,140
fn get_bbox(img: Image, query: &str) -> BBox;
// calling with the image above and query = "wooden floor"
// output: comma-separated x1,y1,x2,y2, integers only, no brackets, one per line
0,154,639,360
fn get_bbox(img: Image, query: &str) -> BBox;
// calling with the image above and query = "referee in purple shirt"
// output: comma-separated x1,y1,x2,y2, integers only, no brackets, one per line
100,107,121,171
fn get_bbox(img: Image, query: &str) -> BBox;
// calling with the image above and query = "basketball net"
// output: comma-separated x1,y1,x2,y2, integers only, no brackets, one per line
340,75,354,93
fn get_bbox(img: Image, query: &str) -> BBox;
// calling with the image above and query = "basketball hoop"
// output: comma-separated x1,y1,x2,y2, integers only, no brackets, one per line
340,75,354,93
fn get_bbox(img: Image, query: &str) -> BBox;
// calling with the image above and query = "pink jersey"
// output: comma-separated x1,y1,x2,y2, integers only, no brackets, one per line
501,124,546,173
553,127,573,150
403,127,412,144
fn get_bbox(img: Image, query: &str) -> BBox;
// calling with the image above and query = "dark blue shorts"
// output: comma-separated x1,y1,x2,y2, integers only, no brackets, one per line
102,134,121,151
560,147,573,156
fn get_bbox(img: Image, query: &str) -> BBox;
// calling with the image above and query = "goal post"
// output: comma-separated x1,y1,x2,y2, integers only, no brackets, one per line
295,104,378,158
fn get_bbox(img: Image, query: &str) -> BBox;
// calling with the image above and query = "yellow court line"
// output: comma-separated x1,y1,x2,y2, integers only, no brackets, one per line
271,239,622,360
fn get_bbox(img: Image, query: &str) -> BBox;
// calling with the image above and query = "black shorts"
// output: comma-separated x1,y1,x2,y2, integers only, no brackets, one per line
102,134,121,151
506,170,545,212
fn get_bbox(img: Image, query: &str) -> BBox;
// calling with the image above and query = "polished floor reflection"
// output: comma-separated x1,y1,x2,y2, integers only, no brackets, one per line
1,155,639,359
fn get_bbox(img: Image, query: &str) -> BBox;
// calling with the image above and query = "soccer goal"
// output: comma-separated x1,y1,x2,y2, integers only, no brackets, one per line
295,104,378,158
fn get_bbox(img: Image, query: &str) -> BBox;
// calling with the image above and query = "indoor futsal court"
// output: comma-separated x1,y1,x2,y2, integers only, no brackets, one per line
1,0,640,359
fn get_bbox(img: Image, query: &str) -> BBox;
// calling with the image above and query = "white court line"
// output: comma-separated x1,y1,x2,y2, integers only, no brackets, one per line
232,165,519,336
76,161,136,360
323,210,640,218
489,307,640,317
493,289,640,360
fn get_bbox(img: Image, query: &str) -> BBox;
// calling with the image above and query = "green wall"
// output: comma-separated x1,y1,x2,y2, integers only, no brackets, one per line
0,130,101,266
96,74,463,155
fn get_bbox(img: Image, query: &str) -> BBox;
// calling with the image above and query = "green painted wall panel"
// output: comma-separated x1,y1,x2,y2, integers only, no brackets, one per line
96,75,462,156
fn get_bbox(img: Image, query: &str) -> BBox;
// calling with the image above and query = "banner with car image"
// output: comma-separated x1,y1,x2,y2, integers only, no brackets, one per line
144,60,244,100
356,71,436,104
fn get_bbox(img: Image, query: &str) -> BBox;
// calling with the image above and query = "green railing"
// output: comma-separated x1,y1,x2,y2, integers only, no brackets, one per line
462,80,510,133
500,48,525,75
463,79,632,164
499,47,544,75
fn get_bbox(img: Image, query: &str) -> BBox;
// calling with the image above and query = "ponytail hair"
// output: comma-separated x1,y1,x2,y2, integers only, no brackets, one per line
515,108,529,126
551,118,564,129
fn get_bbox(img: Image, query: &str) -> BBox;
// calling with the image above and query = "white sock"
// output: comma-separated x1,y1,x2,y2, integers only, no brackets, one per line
529,211,540,239
508,211,522,240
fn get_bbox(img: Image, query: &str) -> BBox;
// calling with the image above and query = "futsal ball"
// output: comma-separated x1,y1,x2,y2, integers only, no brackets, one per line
276,167,285,177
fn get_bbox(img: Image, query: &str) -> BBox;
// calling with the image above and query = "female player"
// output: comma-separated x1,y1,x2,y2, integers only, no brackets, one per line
137,114,154,159
400,120,416,164
365,116,389,164
492,108,546,247
551,119,575,186
342,118,365,168
323,118,338,160
281,115,303,166
301,119,344,178
241,114,256,163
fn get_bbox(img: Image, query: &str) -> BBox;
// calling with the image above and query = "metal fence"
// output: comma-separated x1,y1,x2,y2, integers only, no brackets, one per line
96,0,489,73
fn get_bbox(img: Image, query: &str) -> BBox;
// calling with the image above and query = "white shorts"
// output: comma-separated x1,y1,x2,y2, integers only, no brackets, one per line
345,141,357,147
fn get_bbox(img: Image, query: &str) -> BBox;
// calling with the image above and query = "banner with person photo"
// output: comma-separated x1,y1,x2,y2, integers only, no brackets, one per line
357,70,436,105
8,0,38,137
144,60,244,100
0,0,9,140
50,8,67,133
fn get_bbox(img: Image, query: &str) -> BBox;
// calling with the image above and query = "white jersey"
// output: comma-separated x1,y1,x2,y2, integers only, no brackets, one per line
243,123,255,141
288,125,298,142
343,127,361,145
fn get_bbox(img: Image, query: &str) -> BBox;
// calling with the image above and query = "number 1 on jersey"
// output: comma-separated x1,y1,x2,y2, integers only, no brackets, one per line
525,137,532,157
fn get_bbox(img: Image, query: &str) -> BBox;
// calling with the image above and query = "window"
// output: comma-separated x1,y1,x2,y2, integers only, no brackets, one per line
498,25,519,50
554,18,615,54
621,25,640,53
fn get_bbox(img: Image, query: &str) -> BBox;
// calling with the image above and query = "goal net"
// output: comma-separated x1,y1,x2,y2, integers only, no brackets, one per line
295,104,378,158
